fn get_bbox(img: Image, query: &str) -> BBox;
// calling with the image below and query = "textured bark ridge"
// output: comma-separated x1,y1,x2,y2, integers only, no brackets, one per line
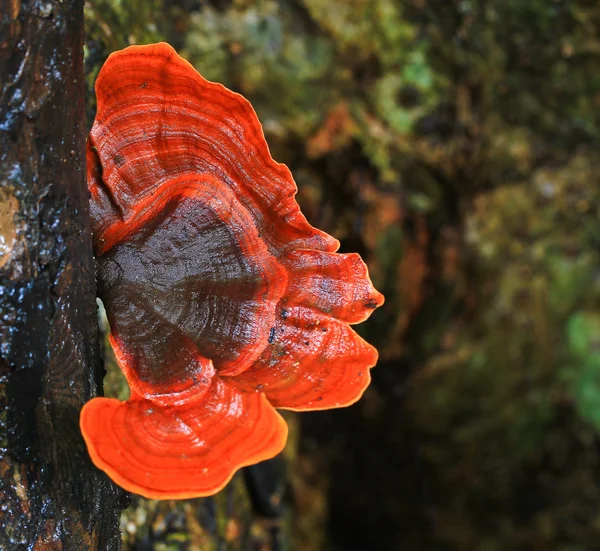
0,1,125,548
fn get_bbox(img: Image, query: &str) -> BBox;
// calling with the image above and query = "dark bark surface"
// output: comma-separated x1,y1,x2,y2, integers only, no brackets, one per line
0,1,126,549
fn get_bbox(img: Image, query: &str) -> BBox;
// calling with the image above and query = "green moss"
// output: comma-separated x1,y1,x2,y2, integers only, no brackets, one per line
408,154,600,548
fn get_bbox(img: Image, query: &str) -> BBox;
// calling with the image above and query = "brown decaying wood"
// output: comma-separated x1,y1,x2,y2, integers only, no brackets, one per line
0,1,125,548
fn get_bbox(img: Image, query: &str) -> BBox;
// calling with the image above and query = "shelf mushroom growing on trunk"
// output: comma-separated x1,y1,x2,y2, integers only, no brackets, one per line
81,43,384,499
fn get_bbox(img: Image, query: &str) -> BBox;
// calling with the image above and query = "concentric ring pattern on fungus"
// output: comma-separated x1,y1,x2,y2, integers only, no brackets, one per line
81,42,384,499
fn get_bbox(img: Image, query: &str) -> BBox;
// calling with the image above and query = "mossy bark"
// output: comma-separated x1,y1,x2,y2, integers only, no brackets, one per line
0,1,125,548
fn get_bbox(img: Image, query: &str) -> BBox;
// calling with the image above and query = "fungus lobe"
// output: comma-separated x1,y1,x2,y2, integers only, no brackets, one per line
81,43,384,499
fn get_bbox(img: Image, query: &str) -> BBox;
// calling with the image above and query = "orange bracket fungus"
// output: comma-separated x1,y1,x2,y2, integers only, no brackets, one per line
81,43,384,499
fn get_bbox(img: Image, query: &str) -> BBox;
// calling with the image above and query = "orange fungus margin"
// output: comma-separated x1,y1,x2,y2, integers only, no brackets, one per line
81,42,384,499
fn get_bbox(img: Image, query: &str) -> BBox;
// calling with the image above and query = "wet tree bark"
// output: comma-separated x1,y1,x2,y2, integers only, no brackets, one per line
0,1,126,549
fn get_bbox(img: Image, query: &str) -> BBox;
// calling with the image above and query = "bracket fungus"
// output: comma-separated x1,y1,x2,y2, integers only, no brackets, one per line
81,43,384,499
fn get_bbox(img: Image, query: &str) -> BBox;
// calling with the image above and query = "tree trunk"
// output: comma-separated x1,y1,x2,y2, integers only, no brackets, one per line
0,1,126,548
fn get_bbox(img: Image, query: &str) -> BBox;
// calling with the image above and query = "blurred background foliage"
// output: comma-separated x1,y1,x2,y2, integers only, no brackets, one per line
86,0,600,549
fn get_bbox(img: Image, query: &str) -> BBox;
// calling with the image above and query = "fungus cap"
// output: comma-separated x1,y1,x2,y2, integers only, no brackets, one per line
81,42,384,499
